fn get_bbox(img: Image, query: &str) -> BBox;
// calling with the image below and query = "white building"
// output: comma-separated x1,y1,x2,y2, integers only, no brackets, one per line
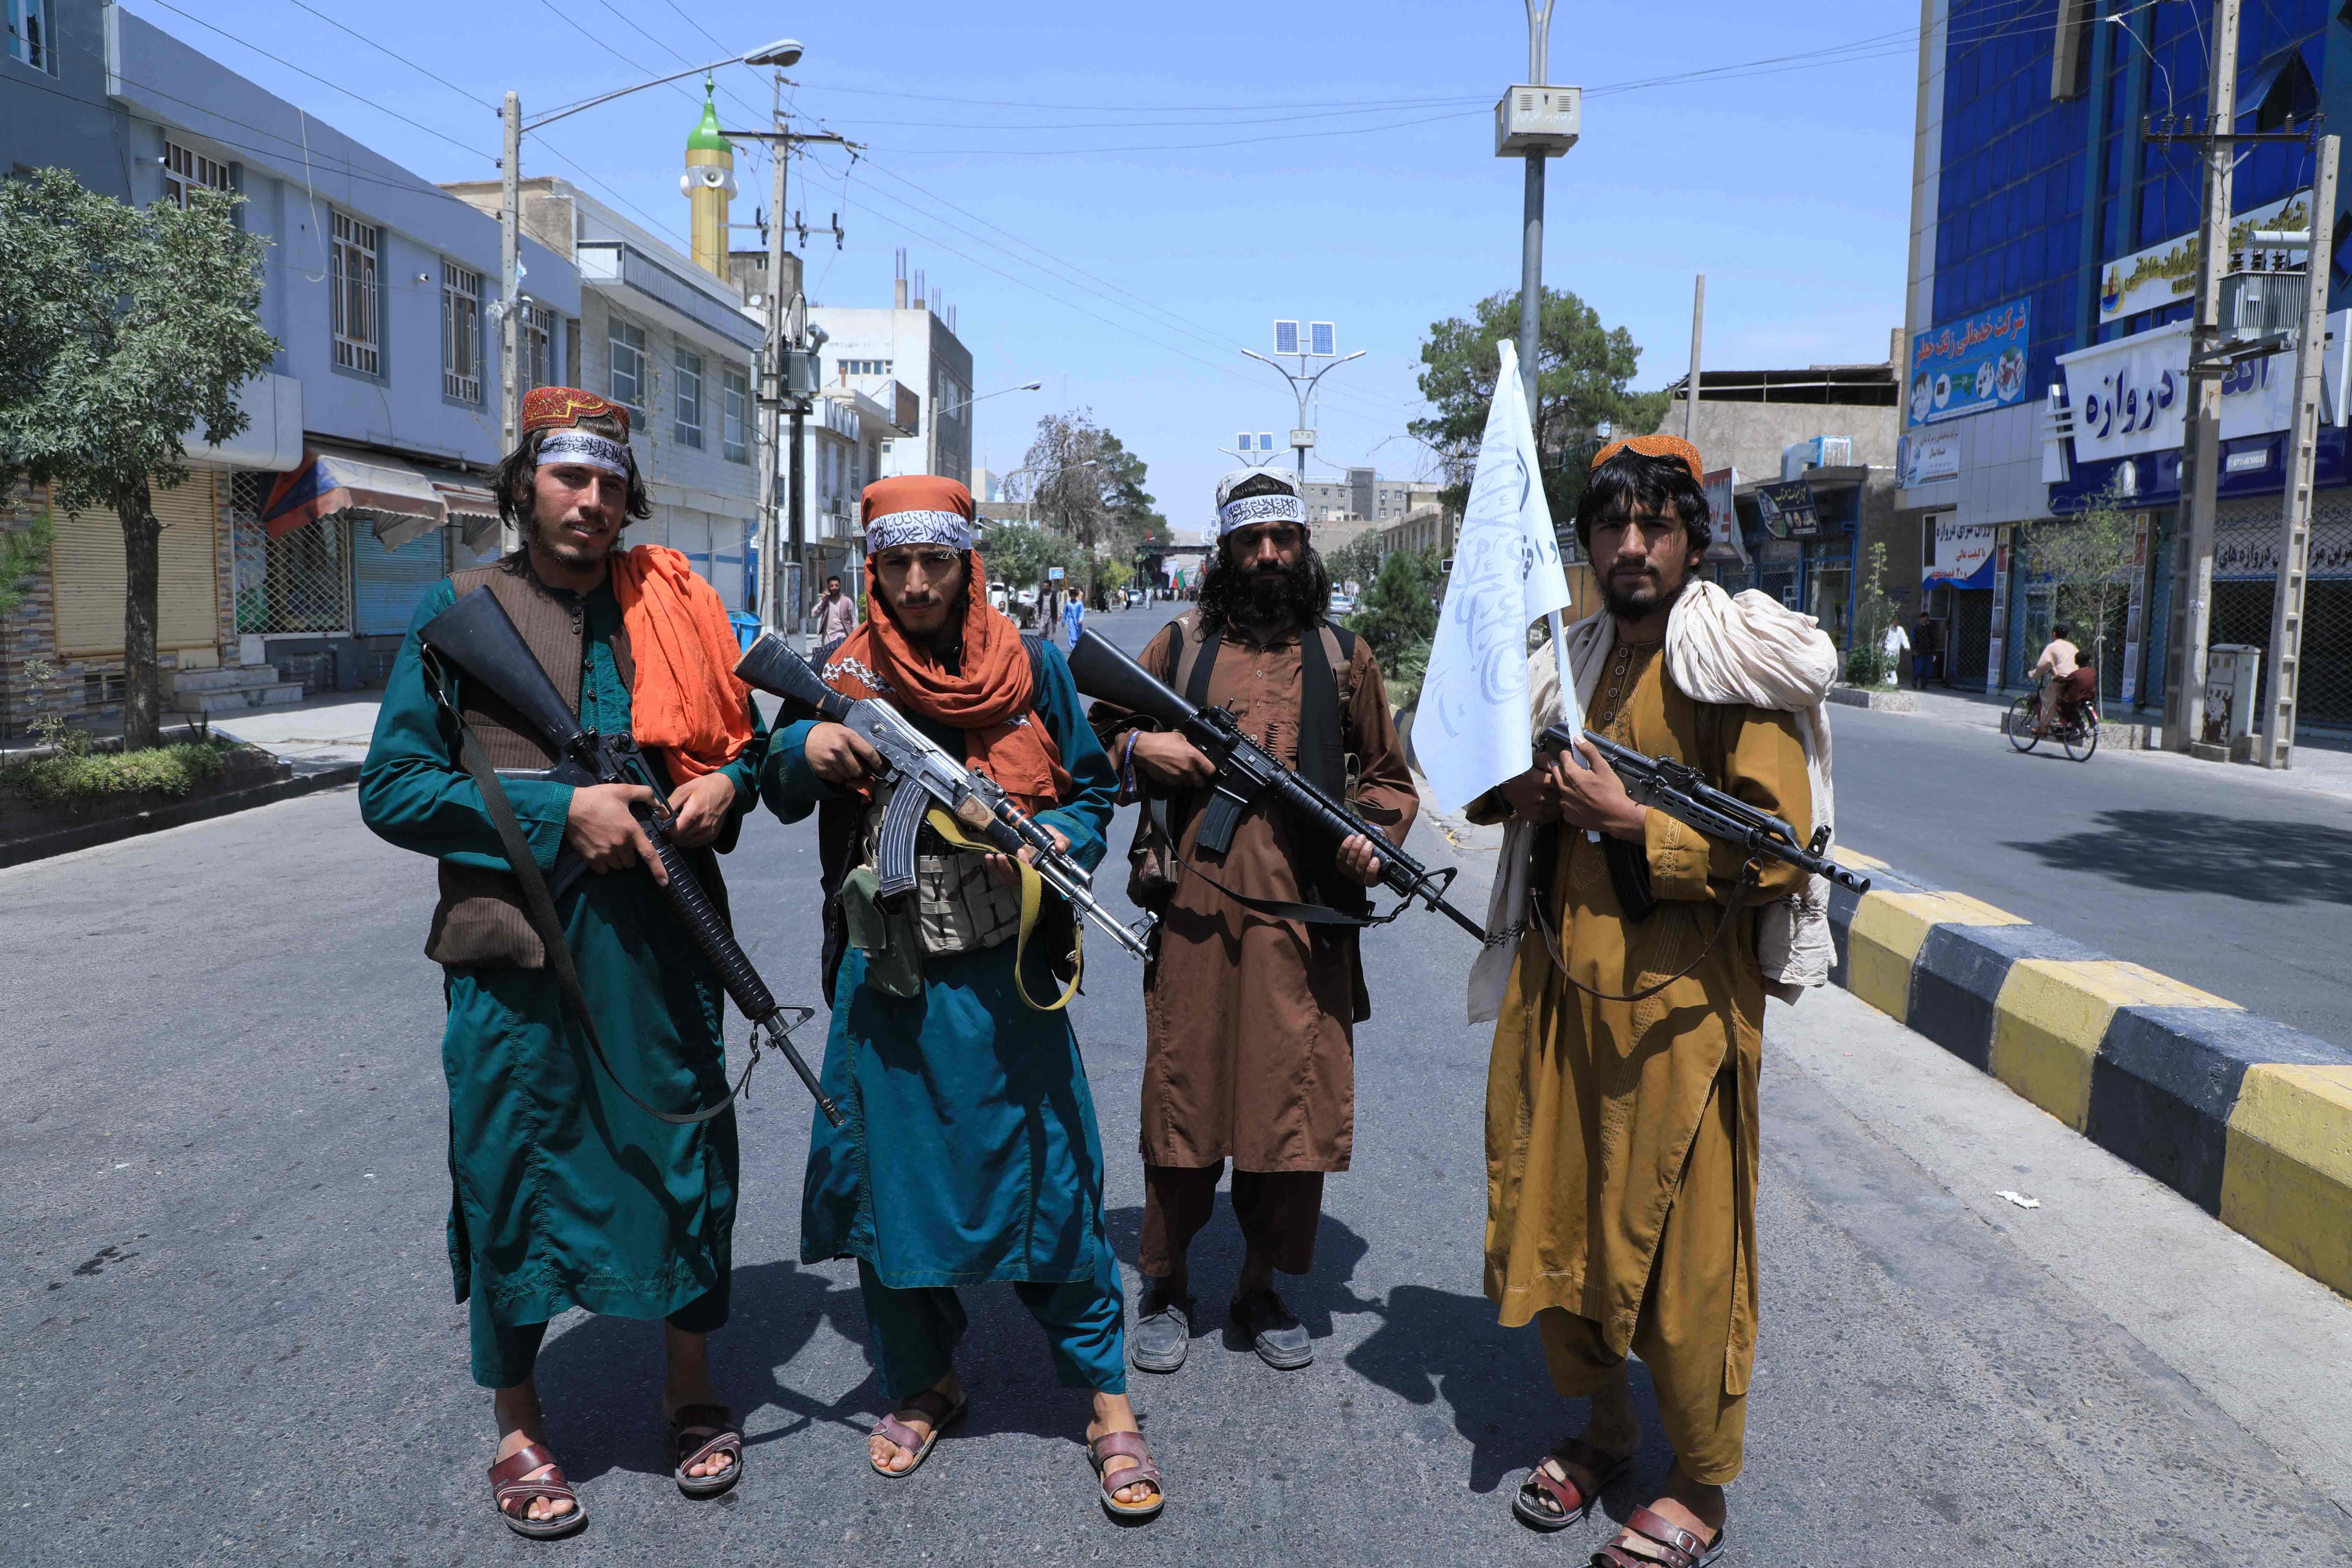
810,281,976,488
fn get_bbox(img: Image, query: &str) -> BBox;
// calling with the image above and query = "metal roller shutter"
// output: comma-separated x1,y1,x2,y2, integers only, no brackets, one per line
51,474,220,657
353,523,448,636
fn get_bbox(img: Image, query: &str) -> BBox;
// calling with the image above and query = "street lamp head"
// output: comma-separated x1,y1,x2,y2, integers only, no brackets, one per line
1020,381,1044,391
743,38,804,67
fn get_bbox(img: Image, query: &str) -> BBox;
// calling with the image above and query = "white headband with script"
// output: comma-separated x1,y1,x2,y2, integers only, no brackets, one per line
536,430,634,478
866,509,974,554
1216,492,1307,537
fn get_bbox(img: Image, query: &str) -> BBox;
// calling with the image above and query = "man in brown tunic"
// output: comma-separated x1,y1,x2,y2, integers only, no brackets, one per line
1090,469,1415,1371
1471,438,1810,1565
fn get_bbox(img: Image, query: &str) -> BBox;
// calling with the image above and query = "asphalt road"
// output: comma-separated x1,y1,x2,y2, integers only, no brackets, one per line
4,603,2348,1564
1827,700,2352,1048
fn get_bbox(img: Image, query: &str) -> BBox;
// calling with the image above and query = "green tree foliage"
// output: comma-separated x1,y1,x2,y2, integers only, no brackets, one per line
1323,533,1386,597
1411,286,1672,528
0,169,277,748
1349,546,1441,671
0,510,55,620
2021,482,2141,678
1844,541,1902,685
1021,410,1167,601
977,520,1083,624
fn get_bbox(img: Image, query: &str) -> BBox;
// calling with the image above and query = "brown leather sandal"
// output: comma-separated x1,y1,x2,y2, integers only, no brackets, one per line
1513,1436,1630,1531
488,1441,586,1539
1087,1429,1165,1521
869,1387,966,1478
1592,1504,1726,1567
669,1402,744,1498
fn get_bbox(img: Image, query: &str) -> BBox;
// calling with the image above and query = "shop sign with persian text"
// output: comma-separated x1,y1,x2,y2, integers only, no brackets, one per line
1907,300,2031,429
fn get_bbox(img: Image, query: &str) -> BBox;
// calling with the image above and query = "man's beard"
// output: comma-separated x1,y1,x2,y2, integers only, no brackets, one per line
1240,556,1315,627
1599,564,1690,621
519,507,614,568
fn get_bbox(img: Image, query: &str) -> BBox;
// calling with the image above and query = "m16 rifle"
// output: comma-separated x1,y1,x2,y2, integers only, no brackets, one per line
735,632,1153,960
417,587,840,1127
1066,628,1487,941
1535,724,1871,895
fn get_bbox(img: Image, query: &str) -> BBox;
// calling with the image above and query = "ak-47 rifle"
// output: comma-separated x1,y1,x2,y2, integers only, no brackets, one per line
1066,627,1487,941
735,631,1153,961
417,587,841,1127
1536,724,1871,896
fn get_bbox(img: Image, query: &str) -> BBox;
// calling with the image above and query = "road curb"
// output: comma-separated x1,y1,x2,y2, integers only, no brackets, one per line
0,764,361,868
1830,850,2352,1298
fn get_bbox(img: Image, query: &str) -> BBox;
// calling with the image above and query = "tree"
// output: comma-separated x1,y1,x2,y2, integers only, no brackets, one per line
1411,286,1671,529
0,169,276,748
1324,533,1386,598
1349,546,1441,670
1020,410,1165,603
976,520,1082,625
1845,541,1901,685
2021,482,2140,681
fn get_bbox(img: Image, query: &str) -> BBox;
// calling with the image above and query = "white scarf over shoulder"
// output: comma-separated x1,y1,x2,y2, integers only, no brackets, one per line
1465,580,1839,1023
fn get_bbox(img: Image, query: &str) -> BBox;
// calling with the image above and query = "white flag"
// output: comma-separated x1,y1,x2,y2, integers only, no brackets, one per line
1416,340,1574,814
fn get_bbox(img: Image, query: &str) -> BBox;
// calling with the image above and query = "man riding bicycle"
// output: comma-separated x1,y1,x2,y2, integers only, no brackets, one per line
2031,623,2098,736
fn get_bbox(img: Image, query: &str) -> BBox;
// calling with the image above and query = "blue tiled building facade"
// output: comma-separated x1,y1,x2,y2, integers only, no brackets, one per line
1900,0,2352,728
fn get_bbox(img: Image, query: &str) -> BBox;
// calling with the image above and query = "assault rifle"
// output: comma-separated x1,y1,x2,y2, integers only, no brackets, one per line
1535,724,1871,895
417,588,841,1127
735,632,1153,960
1066,628,1487,941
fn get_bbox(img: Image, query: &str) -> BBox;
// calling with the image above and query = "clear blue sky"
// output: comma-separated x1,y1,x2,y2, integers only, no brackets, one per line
130,0,1919,529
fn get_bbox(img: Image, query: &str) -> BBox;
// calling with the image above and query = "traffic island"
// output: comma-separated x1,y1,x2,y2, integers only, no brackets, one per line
0,739,358,866
1829,849,2352,1299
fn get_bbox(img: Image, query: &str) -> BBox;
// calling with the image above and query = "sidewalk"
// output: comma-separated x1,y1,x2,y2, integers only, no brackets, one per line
210,693,382,775
1845,678,2352,803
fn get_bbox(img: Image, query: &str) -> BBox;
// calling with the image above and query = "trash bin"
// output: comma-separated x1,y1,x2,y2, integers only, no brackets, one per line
2204,643,2261,748
728,611,761,653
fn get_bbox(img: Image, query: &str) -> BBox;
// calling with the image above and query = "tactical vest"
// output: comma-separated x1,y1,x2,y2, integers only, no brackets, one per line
422,554,722,969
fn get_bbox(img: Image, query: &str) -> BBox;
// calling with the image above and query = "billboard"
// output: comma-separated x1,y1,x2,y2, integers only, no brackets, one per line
1907,299,2032,429
1901,429,1963,488
1923,515,1997,590
2097,189,2312,325
1702,467,1746,562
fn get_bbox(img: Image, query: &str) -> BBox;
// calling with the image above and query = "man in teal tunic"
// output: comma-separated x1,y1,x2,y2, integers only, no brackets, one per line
360,388,764,1536
763,475,1166,1519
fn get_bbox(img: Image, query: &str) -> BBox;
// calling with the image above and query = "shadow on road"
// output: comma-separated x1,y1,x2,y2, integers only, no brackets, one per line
2001,808,2352,905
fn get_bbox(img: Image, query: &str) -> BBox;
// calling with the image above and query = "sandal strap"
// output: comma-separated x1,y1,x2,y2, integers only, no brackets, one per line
1598,1506,1720,1568
496,1479,575,1508
487,1443,561,1487
1522,1464,1582,1515
1090,1430,1152,1466
678,1429,741,1469
874,1415,927,1455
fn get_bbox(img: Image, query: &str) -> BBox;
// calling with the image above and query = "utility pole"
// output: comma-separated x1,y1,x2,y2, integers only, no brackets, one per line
1517,1,1553,412
499,91,522,554
725,101,854,638
2161,0,2242,752
1684,273,1706,444
2260,133,2339,769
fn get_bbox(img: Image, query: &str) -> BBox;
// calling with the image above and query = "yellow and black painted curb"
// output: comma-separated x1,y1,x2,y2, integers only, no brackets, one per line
1829,851,2352,1300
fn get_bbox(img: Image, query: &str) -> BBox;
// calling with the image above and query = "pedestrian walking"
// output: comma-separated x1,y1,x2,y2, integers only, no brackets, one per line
761,476,1165,1521
1088,468,1416,1374
1062,591,1086,649
359,387,766,1539
1911,611,1942,690
1881,616,1910,686
1467,436,1824,1563
815,573,860,642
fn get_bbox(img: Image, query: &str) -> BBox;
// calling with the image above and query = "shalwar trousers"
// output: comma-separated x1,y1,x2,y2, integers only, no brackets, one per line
1139,1161,1326,1280
470,1270,730,1390
856,1242,1128,1402
1531,1072,1749,1486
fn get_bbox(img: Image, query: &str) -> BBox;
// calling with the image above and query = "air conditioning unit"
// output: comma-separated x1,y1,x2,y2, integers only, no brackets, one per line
1495,85,1581,157
1782,436,1854,478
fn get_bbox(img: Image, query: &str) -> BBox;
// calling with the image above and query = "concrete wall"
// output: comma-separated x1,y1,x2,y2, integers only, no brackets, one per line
809,306,975,484
2,0,129,198
1659,397,1900,487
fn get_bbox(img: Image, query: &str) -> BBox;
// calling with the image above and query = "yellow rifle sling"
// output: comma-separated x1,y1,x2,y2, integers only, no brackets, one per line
921,805,1084,1012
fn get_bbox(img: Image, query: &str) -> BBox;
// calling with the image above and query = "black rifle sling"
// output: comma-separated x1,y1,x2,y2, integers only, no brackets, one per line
439,690,753,1127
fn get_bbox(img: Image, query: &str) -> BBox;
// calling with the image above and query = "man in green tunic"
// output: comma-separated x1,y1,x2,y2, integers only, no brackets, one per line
762,475,1166,1520
360,388,765,1536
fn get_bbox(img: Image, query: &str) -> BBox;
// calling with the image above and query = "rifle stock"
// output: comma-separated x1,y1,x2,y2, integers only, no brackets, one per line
736,631,853,722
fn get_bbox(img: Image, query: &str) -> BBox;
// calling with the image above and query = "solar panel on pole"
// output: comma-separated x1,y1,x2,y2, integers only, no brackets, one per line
1309,321,1336,357
1273,320,1301,355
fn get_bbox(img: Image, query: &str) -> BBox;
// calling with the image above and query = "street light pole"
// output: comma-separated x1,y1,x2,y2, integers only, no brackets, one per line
1239,347,1365,504
1518,1,1554,412
755,76,790,634
928,381,1044,481
499,92,521,554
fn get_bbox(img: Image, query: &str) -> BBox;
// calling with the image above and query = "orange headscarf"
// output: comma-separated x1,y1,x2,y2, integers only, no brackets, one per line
1590,432,1706,484
607,544,756,781
825,477,1071,813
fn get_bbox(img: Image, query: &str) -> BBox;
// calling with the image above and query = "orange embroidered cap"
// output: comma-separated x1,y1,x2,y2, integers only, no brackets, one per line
522,385,631,439
1590,432,1705,485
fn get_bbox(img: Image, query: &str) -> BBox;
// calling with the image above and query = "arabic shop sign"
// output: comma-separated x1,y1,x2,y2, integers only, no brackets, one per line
2056,320,2311,463
1900,429,1962,488
1907,299,2031,429
2213,518,2352,581
2097,189,2312,326
1702,467,1747,562
1923,515,1996,589
1755,479,1820,540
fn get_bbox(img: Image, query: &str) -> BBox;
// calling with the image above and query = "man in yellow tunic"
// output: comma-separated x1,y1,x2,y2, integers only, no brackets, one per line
1471,436,1812,1567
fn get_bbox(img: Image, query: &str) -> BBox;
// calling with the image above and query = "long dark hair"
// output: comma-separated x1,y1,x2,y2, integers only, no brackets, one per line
491,411,653,529
1195,535,1332,635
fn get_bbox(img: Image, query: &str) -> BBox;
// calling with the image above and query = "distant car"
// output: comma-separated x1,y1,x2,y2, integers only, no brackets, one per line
1327,592,1356,615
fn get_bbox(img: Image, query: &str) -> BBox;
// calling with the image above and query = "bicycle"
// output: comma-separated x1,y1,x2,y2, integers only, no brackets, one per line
2008,674,2100,762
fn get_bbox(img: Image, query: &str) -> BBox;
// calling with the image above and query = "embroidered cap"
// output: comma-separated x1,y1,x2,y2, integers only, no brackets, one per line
523,385,632,439
1589,432,1706,486
863,474,975,554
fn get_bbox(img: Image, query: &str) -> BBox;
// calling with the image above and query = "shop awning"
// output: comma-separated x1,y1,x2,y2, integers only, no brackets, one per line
260,450,503,551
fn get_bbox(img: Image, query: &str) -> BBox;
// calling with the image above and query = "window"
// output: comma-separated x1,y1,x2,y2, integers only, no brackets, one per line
163,141,231,209
441,261,483,403
721,366,749,463
608,318,646,420
674,347,704,449
8,0,53,72
520,302,553,394
840,358,893,377
330,211,379,375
